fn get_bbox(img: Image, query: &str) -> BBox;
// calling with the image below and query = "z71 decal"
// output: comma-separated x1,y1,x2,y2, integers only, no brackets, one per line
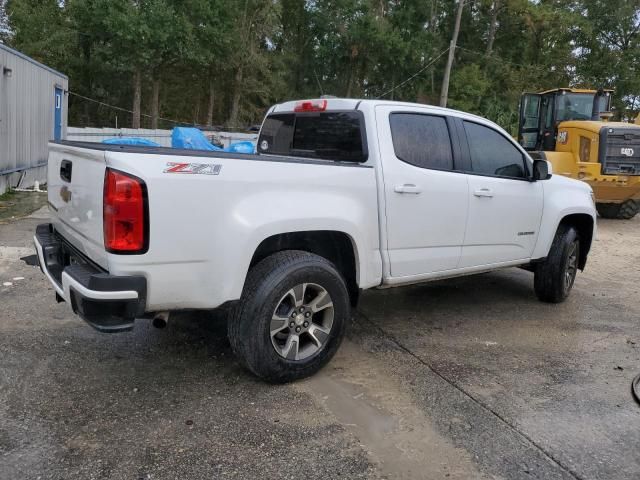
163,162,222,175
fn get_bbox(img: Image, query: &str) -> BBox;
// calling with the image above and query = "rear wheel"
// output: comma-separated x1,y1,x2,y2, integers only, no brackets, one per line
534,225,580,303
596,200,639,219
228,250,350,383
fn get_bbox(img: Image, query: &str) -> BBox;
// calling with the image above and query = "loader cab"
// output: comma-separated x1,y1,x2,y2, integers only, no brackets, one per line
518,88,613,151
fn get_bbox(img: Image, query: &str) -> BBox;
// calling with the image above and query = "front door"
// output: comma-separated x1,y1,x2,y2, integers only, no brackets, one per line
518,93,541,150
539,93,556,151
458,119,543,268
376,105,469,278
54,87,63,141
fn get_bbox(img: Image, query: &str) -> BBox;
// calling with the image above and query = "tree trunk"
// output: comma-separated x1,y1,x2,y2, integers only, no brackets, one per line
431,70,435,96
132,68,142,129
345,45,358,97
345,67,353,98
151,76,160,129
485,0,501,56
206,77,215,127
390,73,395,101
429,0,437,32
229,66,244,127
429,0,438,97
193,93,201,125
439,0,465,108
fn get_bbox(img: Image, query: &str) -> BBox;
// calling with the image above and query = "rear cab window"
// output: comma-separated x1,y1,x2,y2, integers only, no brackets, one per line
258,111,368,162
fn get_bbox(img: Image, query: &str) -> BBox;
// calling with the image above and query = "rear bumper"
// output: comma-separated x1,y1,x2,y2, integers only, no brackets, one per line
34,223,146,332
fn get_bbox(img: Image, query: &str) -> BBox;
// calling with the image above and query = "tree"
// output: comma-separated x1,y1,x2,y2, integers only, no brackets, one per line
574,0,640,119
181,0,233,126
226,0,281,126
5,0,72,70
0,0,11,40
485,0,502,56
3,0,640,131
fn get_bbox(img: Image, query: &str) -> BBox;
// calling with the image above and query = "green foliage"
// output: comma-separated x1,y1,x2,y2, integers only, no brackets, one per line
0,0,11,38
4,0,640,128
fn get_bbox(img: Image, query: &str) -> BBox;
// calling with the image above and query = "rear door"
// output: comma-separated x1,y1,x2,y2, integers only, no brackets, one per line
48,143,109,268
457,119,543,268
376,105,469,278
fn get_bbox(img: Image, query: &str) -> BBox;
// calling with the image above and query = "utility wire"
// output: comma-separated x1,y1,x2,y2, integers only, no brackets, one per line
70,44,548,129
69,91,190,126
376,46,451,99
68,91,251,131
376,44,558,100
455,46,556,73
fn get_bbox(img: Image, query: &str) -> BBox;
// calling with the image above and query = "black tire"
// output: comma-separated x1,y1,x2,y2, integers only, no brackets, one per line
228,250,350,383
596,200,639,219
534,225,580,303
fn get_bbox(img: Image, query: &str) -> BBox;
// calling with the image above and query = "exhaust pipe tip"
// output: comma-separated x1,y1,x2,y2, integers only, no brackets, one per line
152,312,170,329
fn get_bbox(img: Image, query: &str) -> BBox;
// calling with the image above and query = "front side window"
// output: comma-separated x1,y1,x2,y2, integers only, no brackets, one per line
389,113,453,170
463,121,527,179
258,111,366,162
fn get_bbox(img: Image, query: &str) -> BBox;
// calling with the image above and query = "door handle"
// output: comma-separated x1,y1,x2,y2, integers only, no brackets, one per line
60,159,72,183
394,184,422,194
473,188,493,198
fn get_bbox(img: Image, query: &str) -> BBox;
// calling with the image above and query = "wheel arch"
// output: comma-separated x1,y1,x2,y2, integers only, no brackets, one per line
558,213,594,270
249,231,360,306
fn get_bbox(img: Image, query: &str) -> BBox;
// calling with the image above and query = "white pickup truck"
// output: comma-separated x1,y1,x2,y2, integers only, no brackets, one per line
35,98,596,382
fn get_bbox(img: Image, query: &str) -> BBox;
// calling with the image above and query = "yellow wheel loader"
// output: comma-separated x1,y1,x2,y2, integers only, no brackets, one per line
518,88,640,219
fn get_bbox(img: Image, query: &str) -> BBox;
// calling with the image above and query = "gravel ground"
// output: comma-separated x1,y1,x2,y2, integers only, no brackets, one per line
1,207,639,480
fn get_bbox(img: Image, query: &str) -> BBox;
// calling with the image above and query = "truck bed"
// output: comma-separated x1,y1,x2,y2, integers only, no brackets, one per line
45,140,380,312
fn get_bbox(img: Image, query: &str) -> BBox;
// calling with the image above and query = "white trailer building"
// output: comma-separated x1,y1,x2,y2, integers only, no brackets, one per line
0,43,68,195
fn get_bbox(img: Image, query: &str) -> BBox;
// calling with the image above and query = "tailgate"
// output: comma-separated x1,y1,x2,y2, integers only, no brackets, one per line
48,142,109,269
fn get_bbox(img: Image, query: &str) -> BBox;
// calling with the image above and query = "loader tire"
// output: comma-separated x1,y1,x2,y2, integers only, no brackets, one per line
596,200,639,219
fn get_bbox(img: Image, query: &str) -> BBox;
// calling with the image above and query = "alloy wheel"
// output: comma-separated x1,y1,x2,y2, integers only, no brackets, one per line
269,283,334,361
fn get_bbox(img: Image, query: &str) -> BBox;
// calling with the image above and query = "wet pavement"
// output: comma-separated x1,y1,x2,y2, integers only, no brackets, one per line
1,207,639,479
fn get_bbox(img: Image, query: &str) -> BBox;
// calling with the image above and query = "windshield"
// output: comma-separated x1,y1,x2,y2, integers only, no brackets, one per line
555,93,594,121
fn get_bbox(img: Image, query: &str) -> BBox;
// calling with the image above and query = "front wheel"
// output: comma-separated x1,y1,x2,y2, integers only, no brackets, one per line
534,225,580,303
228,250,350,383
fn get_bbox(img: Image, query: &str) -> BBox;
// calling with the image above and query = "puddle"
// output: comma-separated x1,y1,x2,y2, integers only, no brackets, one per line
297,341,486,479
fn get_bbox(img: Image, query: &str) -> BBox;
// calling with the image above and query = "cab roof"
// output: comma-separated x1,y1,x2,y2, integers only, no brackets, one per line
537,87,614,95
270,98,490,123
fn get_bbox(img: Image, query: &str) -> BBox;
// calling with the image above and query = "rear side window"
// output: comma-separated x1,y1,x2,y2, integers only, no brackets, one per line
389,113,453,170
463,121,527,178
258,112,366,162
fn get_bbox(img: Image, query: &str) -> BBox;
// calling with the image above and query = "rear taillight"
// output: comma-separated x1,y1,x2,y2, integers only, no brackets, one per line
103,168,148,254
293,99,327,112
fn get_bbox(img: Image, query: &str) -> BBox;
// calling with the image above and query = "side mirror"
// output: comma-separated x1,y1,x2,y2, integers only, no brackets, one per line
533,159,552,180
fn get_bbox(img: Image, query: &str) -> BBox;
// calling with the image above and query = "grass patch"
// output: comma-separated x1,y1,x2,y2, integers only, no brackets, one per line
0,189,48,221
0,188,16,201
